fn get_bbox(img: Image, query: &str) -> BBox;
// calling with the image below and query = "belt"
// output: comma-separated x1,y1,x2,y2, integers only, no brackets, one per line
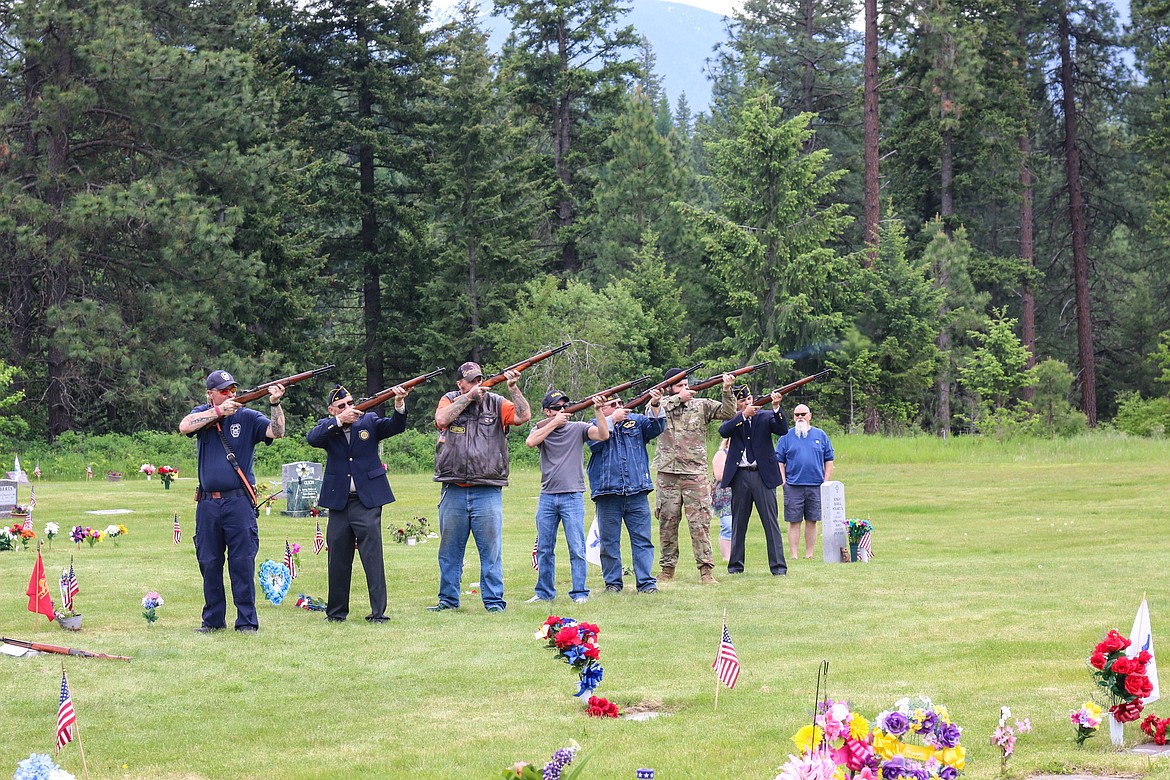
739,464,758,471
199,488,249,500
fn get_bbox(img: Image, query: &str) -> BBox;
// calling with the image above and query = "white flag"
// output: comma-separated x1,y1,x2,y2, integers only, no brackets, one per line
585,515,602,567
1129,597,1160,704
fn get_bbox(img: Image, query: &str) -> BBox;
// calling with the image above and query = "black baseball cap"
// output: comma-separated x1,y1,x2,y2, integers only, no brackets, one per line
542,390,571,409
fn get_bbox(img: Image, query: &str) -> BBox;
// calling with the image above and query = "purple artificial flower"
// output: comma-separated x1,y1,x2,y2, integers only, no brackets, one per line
883,711,911,736
542,747,575,780
882,756,906,780
934,723,962,749
939,767,958,780
915,711,939,734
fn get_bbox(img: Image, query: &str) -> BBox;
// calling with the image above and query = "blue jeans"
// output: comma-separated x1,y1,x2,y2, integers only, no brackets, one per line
436,484,505,611
535,492,588,600
594,493,656,592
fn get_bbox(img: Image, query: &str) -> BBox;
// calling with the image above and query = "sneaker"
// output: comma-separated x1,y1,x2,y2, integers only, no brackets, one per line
426,603,457,612
235,626,258,633
604,584,622,593
571,596,588,604
365,616,390,624
485,605,506,613
193,626,224,634
525,595,553,603
638,587,658,595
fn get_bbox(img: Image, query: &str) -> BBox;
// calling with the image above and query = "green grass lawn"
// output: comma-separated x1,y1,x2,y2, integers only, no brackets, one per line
2,434,1170,779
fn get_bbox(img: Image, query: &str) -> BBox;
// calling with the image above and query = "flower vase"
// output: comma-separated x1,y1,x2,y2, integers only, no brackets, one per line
58,613,82,631
406,536,418,546
1109,713,1125,746
146,475,151,480
849,542,859,562
163,481,170,490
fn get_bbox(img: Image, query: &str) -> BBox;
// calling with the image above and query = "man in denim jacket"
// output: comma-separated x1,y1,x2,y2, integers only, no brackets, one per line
585,389,664,594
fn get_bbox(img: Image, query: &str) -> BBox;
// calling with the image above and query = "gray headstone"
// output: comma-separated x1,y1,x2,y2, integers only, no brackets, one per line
281,461,323,517
820,480,849,563
0,479,15,518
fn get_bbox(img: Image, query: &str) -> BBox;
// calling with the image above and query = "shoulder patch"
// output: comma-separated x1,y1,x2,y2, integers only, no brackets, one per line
359,429,370,441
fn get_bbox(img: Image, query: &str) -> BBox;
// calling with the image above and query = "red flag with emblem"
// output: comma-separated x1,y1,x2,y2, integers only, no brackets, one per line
27,549,55,621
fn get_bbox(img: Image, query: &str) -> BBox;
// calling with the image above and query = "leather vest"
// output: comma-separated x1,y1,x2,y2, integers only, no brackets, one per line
433,391,510,486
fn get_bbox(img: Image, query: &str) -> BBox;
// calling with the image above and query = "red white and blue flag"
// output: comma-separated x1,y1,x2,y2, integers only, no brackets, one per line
60,560,79,613
531,537,539,570
33,463,41,479
56,670,77,752
314,522,325,555
284,539,297,579
713,619,741,689
172,515,181,545
858,530,873,560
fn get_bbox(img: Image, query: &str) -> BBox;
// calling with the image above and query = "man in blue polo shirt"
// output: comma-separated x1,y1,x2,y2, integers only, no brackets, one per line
179,369,286,633
776,403,834,561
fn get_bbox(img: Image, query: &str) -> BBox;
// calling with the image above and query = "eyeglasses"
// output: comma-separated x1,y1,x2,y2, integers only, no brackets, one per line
334,399,354,410
213,385,238,394
793,412,809,417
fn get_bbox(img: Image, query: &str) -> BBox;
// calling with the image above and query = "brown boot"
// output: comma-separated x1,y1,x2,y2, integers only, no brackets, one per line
658,566,675,582
700,567,719,585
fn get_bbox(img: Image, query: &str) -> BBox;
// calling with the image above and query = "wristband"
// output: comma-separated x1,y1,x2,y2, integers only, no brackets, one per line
269,401,281,407
214,404,222,418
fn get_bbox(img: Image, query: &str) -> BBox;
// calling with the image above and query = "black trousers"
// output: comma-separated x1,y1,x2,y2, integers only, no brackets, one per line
727,468,787,575
326,495,387,620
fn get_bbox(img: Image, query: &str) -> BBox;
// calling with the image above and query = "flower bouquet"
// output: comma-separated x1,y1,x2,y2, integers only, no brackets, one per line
70,525,86,548
13,753,77,780
1141,713,1170,745
847,518,872,544
104,524,128,547
586,696,620,719
142,591,164,624
871,697,965,780
1071,702,1102,745
0,525,18,552
990,707,1031,774
295,594,326,612
157,465,178,489
500,741,585,780
139,463,156,479
8,522,35,550
394,516,430,545
535,615,604,697
85,527,102,548
44,522,58,549
790,699,875,777
1089,628,1152,743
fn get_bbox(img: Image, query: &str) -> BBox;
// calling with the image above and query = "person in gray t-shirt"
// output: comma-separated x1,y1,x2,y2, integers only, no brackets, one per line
524,390,610,603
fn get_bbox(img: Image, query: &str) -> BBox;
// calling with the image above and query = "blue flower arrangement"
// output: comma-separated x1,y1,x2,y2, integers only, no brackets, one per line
259,560,291,605
14,753,76,780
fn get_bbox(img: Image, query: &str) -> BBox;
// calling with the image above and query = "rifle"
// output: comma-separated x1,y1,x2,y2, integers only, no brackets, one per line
234,365,336,405
751,369,832,407
533,375,652,429
688,361,772,393
479,343,572,389
1,636,132,662
623,362,705,409
355,368,447,412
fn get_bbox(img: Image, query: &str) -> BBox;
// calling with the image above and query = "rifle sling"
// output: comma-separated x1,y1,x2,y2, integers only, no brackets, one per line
214,422,260,515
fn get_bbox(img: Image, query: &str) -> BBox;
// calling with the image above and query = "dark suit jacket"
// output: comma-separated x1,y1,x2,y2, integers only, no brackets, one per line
717,409,788,490
307,410,407,510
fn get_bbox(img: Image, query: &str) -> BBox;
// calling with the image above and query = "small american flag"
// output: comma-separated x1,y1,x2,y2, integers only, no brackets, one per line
313,521,325,555
86,465,92,480
713,619,741,689
531,537,539,570
22,513,32,532
34,463,40,479
29,486,36,509
172,515,182,545
60,560,79,613
858,530,874,560
56,670,77,752
284,539,297,579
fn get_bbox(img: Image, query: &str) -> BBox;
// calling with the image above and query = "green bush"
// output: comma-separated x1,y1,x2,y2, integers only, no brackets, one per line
1114,391,1170,437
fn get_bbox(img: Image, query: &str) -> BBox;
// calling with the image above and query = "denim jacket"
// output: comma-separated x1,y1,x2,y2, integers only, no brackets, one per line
586,412,665,499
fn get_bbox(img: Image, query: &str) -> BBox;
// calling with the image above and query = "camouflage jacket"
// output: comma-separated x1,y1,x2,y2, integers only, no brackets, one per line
651,391,735,475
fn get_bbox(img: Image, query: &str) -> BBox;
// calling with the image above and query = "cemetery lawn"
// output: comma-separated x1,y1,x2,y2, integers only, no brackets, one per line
2,434,1170,779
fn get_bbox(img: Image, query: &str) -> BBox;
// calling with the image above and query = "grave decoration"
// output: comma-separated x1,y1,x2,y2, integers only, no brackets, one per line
989,707,1030,774
1088,627,1153,745
536,615,604,699
870,697,966,779
141,592,164,625
1140,713,1170,745
13,753,77,780
259,560,291,605
295,594,326,612
1070,702,1102,745
500,741,583,780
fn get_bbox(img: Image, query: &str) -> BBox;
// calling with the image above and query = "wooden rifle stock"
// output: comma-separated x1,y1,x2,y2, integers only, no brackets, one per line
533,375,652,429
479,342,572,389
688,361,772,393
1,636,132,662
751,369,832,407
624,362,704,409
234,365,336,404
355,368,447,412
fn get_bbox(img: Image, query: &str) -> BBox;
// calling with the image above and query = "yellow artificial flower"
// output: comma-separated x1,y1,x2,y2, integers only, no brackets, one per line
850,714,871,741
934,705,951,723
936,745,966,770
1083,701,1103,718
871,730,901,760
118,524,128,535
792,725,826,753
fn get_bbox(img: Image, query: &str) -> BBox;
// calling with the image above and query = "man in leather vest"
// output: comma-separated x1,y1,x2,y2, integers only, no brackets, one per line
429,361,531,612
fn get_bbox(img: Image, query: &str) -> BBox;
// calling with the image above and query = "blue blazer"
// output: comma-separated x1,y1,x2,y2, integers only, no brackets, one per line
307,410,407,510
717,409,788,490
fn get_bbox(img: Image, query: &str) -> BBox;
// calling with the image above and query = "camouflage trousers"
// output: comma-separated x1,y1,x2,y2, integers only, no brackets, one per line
655,472,714,571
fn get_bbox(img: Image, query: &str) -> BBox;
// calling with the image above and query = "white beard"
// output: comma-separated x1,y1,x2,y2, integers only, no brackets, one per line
795,419,811,438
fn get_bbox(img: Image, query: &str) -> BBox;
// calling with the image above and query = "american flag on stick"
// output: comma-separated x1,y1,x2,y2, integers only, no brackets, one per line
56,670,77,752
284,539,297,579
858,530,874,560
313,521,325,555
60,559,79,613
531,537,539,570
713,616,741,689
172,515,182,545
22,486,35,530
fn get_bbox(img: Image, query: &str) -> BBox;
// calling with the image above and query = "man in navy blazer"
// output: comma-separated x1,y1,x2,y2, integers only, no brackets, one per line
308,383,410,623
717,386,788,576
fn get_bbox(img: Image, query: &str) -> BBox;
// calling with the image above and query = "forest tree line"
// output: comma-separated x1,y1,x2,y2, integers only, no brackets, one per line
4,0,1170,444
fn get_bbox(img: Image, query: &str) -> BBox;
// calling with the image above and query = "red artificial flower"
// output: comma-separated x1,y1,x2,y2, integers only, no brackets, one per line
554,625,581,648
1100,629,1131,654
1138,650,1153,664
586,696,620,718
577,622,600,636
1090,651,1108,670
1112,657,1136,675
544,615,562,627
1125,672,1149,696
583,644,600,660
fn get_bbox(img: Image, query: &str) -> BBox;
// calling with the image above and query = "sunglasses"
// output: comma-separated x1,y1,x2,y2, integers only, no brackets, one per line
793,412,809,417
333,399,354,410
547,404,567,411
213,385,238,394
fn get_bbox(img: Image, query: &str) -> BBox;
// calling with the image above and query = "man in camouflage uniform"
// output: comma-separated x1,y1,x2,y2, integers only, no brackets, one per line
653,368,736,584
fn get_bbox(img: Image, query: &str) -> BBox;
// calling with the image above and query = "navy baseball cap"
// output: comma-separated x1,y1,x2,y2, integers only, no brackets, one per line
205,370,237,391
542,390,571,409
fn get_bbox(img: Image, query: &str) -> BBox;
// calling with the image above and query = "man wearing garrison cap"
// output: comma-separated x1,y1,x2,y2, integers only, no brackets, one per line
308,382,411,623
429,360,531,613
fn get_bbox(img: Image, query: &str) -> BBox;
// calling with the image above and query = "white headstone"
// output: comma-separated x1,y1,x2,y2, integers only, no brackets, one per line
0,479,15,518
820,480,848,563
